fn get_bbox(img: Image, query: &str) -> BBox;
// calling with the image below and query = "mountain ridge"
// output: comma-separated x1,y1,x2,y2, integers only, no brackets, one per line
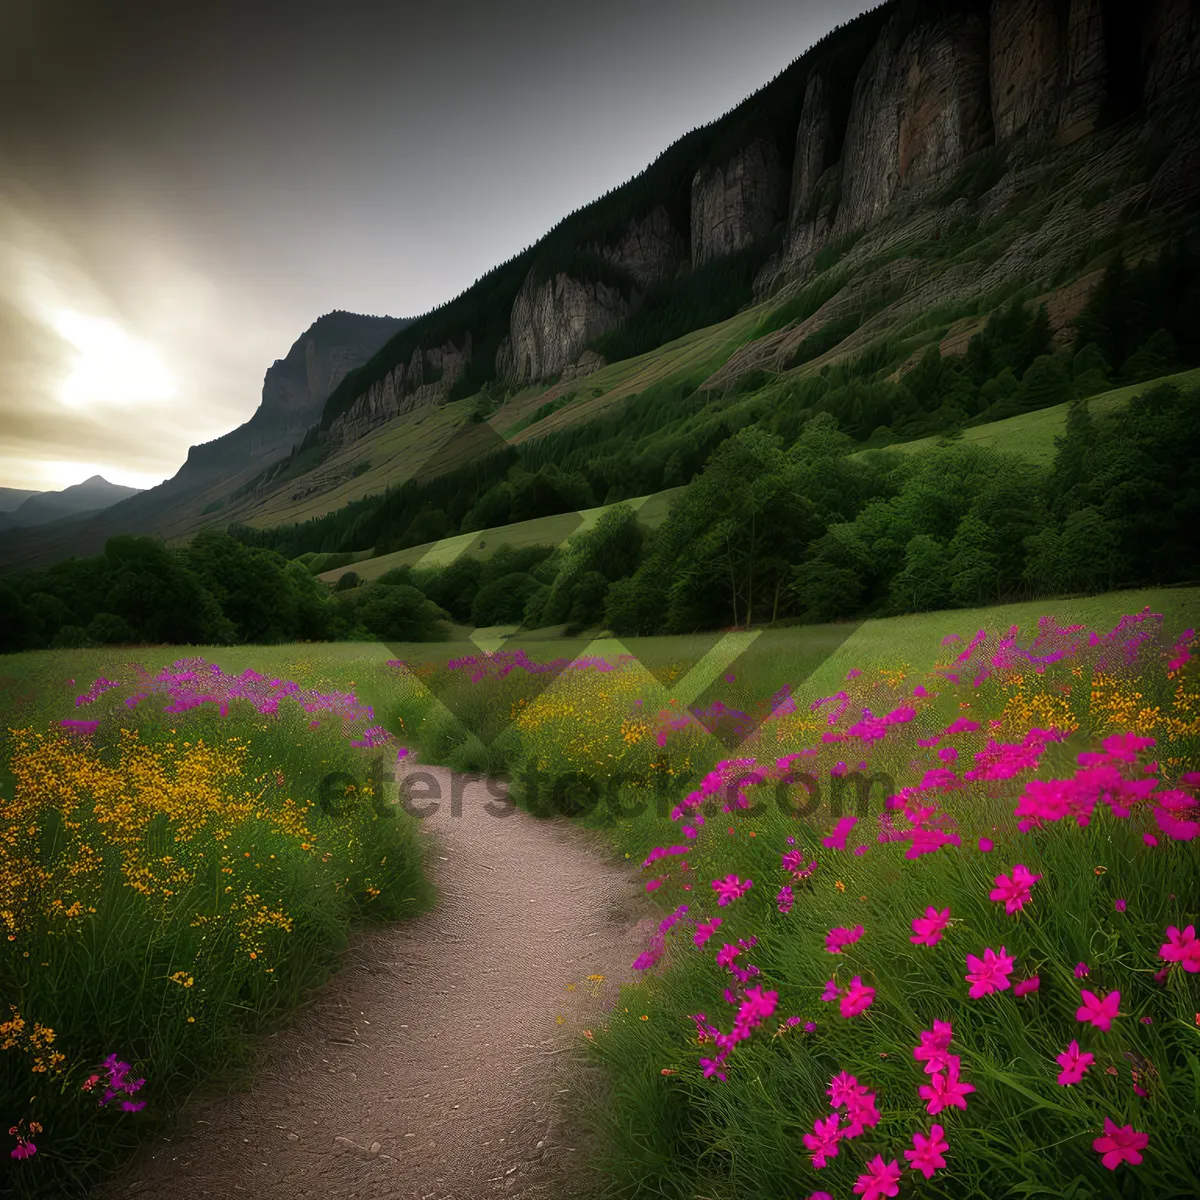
2,0,1198,575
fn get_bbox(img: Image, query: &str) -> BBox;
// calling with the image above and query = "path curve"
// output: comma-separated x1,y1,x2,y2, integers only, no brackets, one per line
100,765,653,1200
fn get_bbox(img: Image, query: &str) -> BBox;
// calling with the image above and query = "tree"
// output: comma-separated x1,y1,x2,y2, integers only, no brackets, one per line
86,612,135,644
889,534,949,613
0,584,40,653
946,514,999,607
354,583,448,641
1018,355,1074,413
187,530,296,643
1120,329,1181,383
470,573,541,627
103,536,232,644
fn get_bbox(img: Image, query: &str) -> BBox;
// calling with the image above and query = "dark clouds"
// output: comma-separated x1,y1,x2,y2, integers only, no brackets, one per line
0,0,875,490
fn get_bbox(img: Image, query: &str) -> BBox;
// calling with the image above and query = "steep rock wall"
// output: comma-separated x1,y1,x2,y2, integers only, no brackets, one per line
690,138,787,267
326,335,471,446
990,0,1064,141
790,74,835,226
1057,0,1107,143
836,11,993,236
1143,0,1200,101
603,206,687,288
499,269,629,383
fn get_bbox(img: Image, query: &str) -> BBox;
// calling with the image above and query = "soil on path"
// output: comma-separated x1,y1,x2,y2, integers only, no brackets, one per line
100,765,655,1200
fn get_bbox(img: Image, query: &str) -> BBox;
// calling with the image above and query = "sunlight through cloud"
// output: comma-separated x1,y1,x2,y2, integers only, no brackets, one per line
50,309,177,410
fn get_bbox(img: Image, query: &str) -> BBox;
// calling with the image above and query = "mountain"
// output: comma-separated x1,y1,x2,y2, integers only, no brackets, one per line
304,0,1198,453
0,487,40,514
177,310,411,485
3,0,1198,576
0,310,409,570
0,475,142,531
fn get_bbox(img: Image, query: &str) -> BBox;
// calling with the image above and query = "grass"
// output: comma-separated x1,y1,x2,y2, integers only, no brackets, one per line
4,586,1197,1195
318,365,1199,586
856,368,1200,466
318,487,685,582
0,647,430,1197
372,587,1200,1199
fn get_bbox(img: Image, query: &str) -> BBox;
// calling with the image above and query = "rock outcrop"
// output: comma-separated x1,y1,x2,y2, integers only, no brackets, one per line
253,312,407,451
836,10,993,236
989,0,1064,141
327,334,471,446
179,311,406,478
603,206,687,289
1143,0,1200,102
790,74,836,225
1057,0,1107,144
690,138,788,267
498,268,629,383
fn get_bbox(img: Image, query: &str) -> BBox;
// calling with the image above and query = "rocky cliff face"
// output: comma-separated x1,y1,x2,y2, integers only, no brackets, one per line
181,311,406,476
1057,0,1107,143
790,74,835,226
990,0,1063,141
603,206,687,288
1144,0,1200,102
253,312,406,449
326,334,471,446
836,10,993,236
497,268,629,384
690,138,788,267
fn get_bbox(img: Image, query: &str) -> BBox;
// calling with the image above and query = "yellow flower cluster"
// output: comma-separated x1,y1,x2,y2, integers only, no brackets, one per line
0,1005,66,1075
1,727,317,958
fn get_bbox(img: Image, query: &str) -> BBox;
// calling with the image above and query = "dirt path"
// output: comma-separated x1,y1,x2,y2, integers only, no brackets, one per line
101,765,654,1200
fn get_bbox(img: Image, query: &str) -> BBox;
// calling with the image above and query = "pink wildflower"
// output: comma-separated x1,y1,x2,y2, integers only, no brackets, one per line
964,946,1015,998
843,1090,881,1138
1055,1040,1094,1085
823,815,858,851
904,1124,948,1180
825,924,864,954
1014,975,1041,997
1114,898,1127,913
1093,1119,1148,1170
840,976,875,1018
1160,924,1200,972
912,1020,954,1074
715,943,741,969
803,1113,843,1169
910,906,951,946
776,885,794,914
1075,961,1089,979
978,837,994,852
10,1140,36,1160
988,863,1042,914
918,1060,976,1115
852,1155,902,1199
827,1071,863,1108
711,875,752,906
693,917,723,947
1077,989,1121,1031
821,978,840,1003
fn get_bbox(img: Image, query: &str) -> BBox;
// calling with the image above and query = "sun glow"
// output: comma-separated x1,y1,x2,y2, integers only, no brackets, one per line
50,309,176,410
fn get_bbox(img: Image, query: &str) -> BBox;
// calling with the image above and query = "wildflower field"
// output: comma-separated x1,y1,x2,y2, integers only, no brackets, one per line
2,585,1198,1198
0,647,428,1197
384,588,1200,1199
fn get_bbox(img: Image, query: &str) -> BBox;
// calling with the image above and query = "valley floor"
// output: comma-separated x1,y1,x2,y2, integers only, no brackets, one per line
96,765,653,1200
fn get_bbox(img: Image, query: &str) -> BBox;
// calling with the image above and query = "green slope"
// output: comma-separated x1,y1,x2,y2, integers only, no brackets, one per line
855,367,1200,465
318,487,684,582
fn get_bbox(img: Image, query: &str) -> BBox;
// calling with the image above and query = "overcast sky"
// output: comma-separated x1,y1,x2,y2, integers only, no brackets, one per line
0,0,876,492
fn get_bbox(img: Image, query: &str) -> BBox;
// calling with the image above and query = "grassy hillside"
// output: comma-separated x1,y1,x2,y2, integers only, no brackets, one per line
319,487,684,582
858,366,1200,465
